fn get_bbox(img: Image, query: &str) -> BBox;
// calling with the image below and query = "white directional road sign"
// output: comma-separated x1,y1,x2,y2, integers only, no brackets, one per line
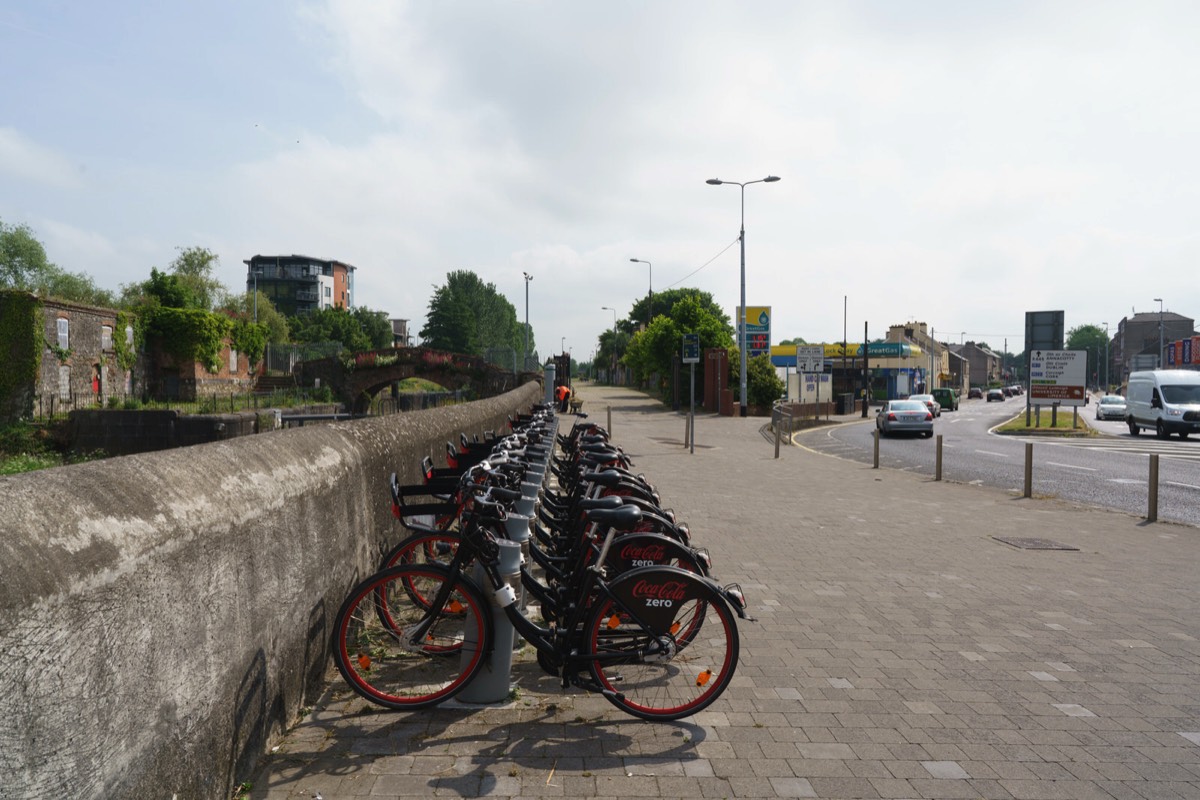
1029,349,1086,407
796,345,824,373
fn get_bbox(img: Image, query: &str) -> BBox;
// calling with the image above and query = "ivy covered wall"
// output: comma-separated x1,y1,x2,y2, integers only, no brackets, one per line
0,291,43,423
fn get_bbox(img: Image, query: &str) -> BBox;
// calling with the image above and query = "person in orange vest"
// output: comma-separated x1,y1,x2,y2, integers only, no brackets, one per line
555,383,570,413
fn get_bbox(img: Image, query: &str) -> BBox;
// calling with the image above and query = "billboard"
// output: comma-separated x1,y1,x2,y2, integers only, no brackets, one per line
737,306,771,358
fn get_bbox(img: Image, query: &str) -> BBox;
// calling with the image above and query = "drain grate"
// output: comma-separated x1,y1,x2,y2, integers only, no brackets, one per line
993,536,1079,551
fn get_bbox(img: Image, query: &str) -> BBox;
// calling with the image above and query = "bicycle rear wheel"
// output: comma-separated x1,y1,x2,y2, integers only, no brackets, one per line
584,567,738,721
333,564,491,710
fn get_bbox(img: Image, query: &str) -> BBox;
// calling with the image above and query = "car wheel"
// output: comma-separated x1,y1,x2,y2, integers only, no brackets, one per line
1156,421,1169,440
1181,432,1190,440
1128,418,1139,436
923,430,933,438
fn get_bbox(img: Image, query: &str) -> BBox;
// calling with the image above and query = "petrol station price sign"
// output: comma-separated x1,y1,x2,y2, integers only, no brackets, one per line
1029,349,1086,407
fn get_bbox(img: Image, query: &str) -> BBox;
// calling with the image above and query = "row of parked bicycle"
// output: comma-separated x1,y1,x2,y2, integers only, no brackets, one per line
329,402,751,721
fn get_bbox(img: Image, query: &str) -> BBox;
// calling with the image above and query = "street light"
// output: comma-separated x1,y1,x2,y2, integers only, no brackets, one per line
630,258,652,329
706,175,781,416
522,272,533,370
601,306,618,385
1154,298,1164,367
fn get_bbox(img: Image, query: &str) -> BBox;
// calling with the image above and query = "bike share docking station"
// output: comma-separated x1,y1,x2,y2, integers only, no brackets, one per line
456,416,556,704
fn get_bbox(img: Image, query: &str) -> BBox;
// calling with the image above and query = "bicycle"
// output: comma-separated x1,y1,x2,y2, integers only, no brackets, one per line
332,487,750,721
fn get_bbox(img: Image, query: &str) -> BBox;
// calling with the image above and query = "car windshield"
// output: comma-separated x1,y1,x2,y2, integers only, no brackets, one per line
1162,385,1200,404
1100,396,1124,405
889,401,926,411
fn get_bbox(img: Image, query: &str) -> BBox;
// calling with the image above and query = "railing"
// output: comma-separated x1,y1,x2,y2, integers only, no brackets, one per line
771,400,795,458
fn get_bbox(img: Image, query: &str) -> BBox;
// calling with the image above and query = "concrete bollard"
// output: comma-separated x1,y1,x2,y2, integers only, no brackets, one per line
873,429,880,469
1023,442,1033,498
457,539,523,703
935,435,943,481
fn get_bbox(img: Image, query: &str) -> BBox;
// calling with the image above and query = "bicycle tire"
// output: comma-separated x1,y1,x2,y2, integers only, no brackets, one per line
332,564,492,710
584,566,738,721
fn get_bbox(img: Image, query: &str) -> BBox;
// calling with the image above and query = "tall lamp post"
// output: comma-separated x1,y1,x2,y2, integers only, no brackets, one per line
1154,297,1164,367
630,258,652,330
601,306,618,385
706,175,781,416
522,272,533,370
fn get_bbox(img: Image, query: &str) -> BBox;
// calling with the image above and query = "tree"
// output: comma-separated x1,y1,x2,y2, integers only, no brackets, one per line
168,247,225,311
0,219,115,306
727,348,785,407
290,307,375,352
1067,324,1110,389
620,290,736,401
419,271,525,355
353,307,395,350
217,291,291,344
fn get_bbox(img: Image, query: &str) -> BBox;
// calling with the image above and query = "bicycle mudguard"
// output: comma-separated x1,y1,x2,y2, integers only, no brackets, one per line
602,533,708,577
603,565,725,635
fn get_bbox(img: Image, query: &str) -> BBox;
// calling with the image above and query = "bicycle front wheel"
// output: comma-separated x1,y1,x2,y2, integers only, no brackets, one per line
585,567,739,721
332,564,492,710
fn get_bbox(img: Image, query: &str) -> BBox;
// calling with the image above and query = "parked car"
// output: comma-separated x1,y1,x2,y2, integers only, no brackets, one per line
908,393,941,417
876,399,934,437
986,388,1005,402
1095,394,1127,421
931,387,959,411
968,387,983,399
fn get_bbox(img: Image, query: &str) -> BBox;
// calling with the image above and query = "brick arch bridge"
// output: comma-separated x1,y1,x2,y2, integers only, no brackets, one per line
299,347,535,414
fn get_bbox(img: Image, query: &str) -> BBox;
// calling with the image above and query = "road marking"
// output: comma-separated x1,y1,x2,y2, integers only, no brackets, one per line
975,449,1009,458
1165,481,1200,491
1046,462,1097,471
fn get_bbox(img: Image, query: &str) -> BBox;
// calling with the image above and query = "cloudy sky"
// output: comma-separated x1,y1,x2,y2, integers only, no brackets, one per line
3,1,1198,360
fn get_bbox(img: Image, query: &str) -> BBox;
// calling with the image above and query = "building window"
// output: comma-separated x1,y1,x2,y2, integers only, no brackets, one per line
324,286,331,298
229,349,238,373
125,325,134,346
57,318,69,349
101,325,113,350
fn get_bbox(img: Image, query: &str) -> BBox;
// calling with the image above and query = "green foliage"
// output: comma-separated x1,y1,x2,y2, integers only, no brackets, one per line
167,246,224,311
0,291,43,421
728,348,786,408
217,290,291,344
619,291,735,401
628,288,731,335
0,219,115,306
112,311,139,371
354,307,394,350
289,306,381,352
142,306,233,373
420,270,526,356
144,267,197,309
230,318,268,368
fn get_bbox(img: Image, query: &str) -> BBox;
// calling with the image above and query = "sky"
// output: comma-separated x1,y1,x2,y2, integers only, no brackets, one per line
3,1,1199,362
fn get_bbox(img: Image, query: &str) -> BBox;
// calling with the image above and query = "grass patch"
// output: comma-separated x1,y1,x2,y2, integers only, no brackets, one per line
994,407,1096,435
0,421,103,475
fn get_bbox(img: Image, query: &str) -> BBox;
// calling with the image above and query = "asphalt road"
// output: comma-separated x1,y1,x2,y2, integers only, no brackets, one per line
797,397,1200,527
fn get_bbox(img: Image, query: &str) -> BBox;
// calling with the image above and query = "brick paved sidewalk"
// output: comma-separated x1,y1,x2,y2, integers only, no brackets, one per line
249,382,1200,799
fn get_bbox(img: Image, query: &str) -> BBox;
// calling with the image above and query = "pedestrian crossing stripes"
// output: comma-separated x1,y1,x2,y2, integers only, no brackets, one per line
1021,436,1200,463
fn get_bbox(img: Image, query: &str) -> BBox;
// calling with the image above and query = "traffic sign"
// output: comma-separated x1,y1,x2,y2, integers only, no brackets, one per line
1028,349,1086,407
682,333,700,364
796,345,824,373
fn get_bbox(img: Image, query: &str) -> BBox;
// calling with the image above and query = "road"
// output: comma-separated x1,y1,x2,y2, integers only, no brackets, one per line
797,396,1200,527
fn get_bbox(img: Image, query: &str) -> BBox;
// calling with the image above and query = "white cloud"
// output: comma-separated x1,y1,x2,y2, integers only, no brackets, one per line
0,128,84,189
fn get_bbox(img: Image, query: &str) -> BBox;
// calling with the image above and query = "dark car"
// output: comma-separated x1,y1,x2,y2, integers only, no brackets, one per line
986,388,1005,402
968,387,983,399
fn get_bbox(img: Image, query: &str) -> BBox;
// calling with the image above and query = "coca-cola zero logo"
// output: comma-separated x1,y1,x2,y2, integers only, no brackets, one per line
618,543,666,561
631,580,687,602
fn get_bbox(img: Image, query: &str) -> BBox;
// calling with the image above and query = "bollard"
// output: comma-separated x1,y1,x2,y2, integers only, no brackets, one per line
607,404,612,436
458,539,523,703
873,428,880,468
1147,454,1159,522
935,434,943,481
774,418,782,459
1023,442,1033,498
683,414,690,448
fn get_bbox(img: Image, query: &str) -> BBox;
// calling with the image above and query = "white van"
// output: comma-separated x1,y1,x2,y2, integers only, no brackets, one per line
1125,370,1200,439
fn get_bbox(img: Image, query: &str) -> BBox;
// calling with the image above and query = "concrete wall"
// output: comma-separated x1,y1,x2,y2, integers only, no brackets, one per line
0,381,542,800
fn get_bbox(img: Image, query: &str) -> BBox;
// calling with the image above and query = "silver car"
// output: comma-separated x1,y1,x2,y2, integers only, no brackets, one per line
876,399,935,438
908,393,941,418
1095,394,1127,421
